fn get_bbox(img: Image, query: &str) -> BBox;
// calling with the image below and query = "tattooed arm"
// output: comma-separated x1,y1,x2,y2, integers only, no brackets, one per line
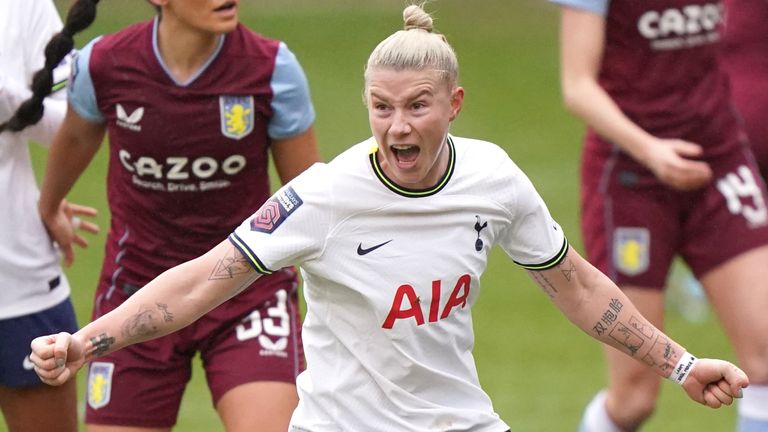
29,239,259,386
528,246,749,408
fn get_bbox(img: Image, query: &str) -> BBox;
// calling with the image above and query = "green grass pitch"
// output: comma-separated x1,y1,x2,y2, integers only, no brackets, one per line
13,1,738,430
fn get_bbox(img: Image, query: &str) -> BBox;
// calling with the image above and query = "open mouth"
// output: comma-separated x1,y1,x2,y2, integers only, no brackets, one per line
214,1,236,12
391,144,420,165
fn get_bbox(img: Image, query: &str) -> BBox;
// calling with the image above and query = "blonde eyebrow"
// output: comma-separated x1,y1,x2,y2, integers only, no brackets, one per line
369,88,433,103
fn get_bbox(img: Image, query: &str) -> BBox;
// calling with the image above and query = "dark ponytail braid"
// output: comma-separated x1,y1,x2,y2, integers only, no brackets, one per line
0,0,100,134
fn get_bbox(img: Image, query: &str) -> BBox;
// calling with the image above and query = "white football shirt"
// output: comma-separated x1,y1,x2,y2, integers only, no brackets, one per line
231,135,567,432
0,0,72,319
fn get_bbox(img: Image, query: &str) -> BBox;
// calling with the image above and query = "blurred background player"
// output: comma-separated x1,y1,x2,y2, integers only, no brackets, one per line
721,0,768,182
1,0,321,430
721,0,768,429
0,0,98,431
552,0,768,431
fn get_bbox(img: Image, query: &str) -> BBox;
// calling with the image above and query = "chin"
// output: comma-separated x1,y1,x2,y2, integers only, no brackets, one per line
218,22,238,33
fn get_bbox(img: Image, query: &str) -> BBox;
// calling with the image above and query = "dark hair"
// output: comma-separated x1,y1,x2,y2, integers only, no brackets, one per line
0,0,100,134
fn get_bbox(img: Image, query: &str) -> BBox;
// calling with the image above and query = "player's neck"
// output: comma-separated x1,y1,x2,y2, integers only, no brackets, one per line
156,22,223,83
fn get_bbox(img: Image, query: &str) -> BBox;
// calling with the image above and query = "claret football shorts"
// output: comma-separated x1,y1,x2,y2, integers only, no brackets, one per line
580,137,768,289
85,268,304,428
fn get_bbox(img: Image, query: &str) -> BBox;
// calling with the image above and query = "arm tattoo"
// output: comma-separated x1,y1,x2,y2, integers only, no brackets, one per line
121,305,161,339
559,258,576,281
591,298,623,336
209,245,252,280
608,321,644,355
528,270,558,298
527,257,576,298
590,298,676,374
90,333,115,358
641,334,677,373
156,302,174,322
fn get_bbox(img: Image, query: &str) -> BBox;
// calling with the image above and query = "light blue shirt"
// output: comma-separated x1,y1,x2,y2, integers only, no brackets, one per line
550,0,608,15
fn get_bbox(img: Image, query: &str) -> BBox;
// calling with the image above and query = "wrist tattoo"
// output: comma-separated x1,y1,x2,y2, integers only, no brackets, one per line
90,333,115,358
642,334,677,373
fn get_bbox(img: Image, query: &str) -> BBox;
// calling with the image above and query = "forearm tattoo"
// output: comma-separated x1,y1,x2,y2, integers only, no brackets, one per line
89,333,115,358
156,302,174,322
591,298,623,336
121,304,163,339
641,333,677,374
591,298,677,373
209,245,251,280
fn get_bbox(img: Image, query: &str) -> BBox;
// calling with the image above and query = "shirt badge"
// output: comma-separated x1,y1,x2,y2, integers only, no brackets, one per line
220,95,254,140
613,227,650,276
87,362,114,410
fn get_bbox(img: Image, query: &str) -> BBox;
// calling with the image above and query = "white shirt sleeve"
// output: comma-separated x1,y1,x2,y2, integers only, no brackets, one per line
497,157,568,270
1,0,69,146
230,163,332,273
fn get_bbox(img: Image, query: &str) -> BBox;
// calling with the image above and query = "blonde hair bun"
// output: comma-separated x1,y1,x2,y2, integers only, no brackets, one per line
403,4,433,32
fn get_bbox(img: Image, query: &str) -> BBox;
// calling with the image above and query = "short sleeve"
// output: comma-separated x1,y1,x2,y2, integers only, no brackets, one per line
498,163,568,270
230,163,331,273
23,0,64,76
267,42,316,139
550,0,609,15
67,38,104,123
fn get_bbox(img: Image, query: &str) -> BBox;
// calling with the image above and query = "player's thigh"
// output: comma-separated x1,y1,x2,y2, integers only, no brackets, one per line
0,380,78,432
199,284,303,431
682,151,768,277
700,244,768,382
84,341,191,429
216,381,298,432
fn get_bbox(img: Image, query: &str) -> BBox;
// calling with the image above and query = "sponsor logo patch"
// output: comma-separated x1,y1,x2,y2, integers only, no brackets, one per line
220,95,254,140
87,362,114,410
613,227,650,276
250,186,303,233
116,104,144,132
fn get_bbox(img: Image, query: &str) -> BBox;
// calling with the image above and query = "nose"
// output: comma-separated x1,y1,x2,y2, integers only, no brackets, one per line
389,110,411,136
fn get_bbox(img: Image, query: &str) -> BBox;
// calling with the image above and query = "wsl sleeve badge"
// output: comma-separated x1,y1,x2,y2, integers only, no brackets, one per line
250,186,304,234
87,362,115,410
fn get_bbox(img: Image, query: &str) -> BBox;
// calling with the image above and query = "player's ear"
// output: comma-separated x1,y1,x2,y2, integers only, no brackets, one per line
449,87,464,121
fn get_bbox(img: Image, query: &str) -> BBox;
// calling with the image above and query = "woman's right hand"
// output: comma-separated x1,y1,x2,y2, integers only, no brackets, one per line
40,199,99,267
644,138,713,191
29,332,86,386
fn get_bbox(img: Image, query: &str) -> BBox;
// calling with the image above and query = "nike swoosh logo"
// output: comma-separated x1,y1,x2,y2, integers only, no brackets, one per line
357,240,392,256
22,355,35,371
